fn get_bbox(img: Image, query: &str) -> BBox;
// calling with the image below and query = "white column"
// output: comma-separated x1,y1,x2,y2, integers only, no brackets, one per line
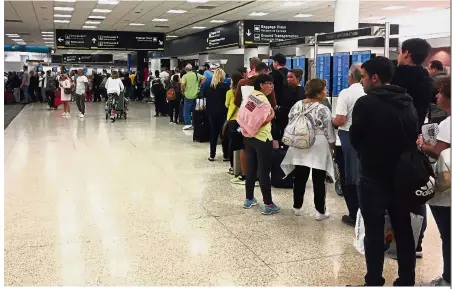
198,53,209,65
170,57,178,70
244,47,258,68
333,0,360,53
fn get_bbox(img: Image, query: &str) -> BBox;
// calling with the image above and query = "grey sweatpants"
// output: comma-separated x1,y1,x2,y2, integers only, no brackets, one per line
75,93,85,114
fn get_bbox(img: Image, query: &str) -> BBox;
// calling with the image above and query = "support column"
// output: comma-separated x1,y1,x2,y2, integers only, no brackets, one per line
334,0,360,52
127,54,132,73
244,47,258,68
170,57,178,70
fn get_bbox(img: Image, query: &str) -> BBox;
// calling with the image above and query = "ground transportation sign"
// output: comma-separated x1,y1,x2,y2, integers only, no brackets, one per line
55,29,165,51
62,54,113,63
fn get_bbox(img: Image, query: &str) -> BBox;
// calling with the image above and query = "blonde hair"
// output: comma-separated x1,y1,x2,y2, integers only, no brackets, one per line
210,68,225,88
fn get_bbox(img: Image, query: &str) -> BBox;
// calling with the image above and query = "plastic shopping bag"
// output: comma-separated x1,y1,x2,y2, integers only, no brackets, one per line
354,209,424,258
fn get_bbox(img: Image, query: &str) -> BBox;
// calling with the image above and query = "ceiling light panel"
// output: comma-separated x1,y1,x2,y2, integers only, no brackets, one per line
85,21,101,24
54,14,72,18
152,18,168,22
98,0,119,4
210,20,226,23
412,7,437,12
365,16,384,20
54,7,75,11
55,0,76,2
88,15,106,19
6,34,20,37
249,12,268,16
381,6,406,10
167,10,186,14
12,39,24,41
41,31,54,34
166,35,178,38
54,19,70,23
187,0,209,2
82,25,97,29
294,13,312,18
129,23,145,26
92,9,112,13
192,26,206,29
284,1,304,7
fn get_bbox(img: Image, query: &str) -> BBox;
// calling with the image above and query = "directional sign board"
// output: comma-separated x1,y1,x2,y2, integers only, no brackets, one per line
206,22,240,50
62,54,113,64
55,29,165,51
316,27,372,42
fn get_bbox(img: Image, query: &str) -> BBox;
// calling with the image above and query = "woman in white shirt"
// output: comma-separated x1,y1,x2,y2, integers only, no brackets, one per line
418,76,450,286
59,74,72,117
105,71,124,121
281,78,336,221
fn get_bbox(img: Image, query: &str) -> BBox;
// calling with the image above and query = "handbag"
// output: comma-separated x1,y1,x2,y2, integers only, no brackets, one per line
222,105,238,137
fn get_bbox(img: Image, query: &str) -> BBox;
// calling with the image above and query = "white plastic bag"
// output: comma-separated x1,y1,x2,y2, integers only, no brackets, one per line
354,209,424,259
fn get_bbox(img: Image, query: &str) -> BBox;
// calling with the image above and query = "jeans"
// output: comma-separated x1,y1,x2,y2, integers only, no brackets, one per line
41,87,47,102
22,85,29,102
75,93,85,114
244,137,273,205
208,114,228,158
358,174,416,286
430,206,451,283
339,130,359,219
183,98,196,125
292,166,326,214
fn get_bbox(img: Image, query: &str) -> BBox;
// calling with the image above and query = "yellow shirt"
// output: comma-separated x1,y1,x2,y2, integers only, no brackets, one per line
225,89,239,120
250,90,273,142
130,74,136,85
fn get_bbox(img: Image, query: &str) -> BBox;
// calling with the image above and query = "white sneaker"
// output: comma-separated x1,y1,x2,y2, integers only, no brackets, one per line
421,276,451,286
79,114,84,118
183,125,193,130
293,208,302,216
315,211,330,221
169,121,174,124
62,112,67,117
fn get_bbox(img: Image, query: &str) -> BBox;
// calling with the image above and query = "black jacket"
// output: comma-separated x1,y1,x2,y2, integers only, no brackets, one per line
270,67,287,106
350,85,418,179
391,65,435,130
205,82,229,117
277,85,305,126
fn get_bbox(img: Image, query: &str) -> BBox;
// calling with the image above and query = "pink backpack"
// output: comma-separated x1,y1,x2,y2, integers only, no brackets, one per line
237,91,271,138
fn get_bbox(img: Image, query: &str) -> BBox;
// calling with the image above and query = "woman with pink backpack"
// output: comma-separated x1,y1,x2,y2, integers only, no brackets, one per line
237,74,280,215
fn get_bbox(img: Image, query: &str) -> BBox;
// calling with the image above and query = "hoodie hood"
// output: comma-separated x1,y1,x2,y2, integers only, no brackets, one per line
367,84,413,109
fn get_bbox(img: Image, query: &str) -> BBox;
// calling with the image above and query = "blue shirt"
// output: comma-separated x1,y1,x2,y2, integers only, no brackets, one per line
201,70,213,91
224,77,231,87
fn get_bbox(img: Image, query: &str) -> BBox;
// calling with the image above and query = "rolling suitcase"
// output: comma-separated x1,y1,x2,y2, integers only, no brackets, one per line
54,90,62,108
5,90,13,104
271,146,293,188
192,110,210,143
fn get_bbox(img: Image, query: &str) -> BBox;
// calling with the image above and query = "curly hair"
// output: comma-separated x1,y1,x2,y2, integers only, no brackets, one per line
305,78,327,99
435,75,450,99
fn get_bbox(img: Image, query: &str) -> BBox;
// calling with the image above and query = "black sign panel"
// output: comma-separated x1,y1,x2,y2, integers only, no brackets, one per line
62,54,113,64
269,37,306,49
206,22,240,50
55,29,165,51
316,27,372,42
243,20,334,45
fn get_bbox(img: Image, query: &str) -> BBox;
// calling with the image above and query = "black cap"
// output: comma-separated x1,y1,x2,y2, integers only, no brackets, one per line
271,53,287,65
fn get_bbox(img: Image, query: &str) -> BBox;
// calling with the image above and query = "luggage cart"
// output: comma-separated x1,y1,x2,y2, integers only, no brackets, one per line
105,91,128,122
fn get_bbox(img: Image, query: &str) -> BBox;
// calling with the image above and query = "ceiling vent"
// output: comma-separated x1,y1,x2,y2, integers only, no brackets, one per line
154,25,169,28
195,5,216,10
5,19,23,23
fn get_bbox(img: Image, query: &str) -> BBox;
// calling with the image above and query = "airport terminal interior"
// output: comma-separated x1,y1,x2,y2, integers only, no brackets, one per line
3,0,451,287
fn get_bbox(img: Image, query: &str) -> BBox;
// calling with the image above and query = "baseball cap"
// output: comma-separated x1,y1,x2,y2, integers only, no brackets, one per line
271,53,287,65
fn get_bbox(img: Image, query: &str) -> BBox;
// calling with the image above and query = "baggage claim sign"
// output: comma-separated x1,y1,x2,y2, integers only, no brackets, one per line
55,29,165,51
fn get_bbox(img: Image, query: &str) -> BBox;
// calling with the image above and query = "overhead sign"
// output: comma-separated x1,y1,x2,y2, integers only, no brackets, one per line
243,20,334,45
269,37,307,49
316,27,372,42
206,22,240,50
62,54,113,64
55,29,165,51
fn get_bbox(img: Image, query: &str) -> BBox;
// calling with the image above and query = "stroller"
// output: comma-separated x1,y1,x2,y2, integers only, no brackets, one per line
105,91,128,122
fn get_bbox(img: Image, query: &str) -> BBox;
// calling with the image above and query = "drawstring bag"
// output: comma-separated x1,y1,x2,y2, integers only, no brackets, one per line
282,103,318,149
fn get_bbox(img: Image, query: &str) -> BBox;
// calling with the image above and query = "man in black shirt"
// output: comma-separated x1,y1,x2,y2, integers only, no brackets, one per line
350,57,418,286
270,53,290,141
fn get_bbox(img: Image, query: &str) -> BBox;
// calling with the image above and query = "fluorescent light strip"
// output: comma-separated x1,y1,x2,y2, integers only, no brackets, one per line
85,21,101,24
43,38,54,41
412,7,436,12
82,25,97,28
45,42,54,44
55,0,76,2
210,20,226,23
192,26,206,29
381,5,406,10
92,8,112,13
54,7,74,11
249,12,268,16
54,19,70,23
129,23,145,26
41,31,54,34
187,0,208,3
98,0,119,4
166,35,178,38
88,15,106,19
152,18,168,22
294,13,312,18
6,34,20,37
284,1,304,7
12,39,24,41
54,14,72,18
365,16,384,20
167,10,186,14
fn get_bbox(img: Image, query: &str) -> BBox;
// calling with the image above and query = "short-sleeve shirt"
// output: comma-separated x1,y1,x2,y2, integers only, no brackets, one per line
437,116,450,144
182,71,203,99
335,83,365,131
22,71,30,86
75,75,88,94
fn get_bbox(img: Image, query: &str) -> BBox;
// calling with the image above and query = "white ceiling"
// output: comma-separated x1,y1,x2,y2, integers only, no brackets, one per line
4,0,450,47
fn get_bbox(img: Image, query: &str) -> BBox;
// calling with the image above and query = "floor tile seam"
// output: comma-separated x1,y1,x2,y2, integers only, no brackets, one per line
265,251,358,267
212,215,287,281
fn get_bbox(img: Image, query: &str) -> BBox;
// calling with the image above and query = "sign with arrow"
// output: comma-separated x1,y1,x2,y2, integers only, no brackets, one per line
62,54,113,64
55,29,165,51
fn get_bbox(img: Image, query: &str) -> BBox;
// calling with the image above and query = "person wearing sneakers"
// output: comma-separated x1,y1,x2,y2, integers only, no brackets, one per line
281,78,336,221
74,69,88,118
181,64,206,130
59,74,72,117
238,74,280,215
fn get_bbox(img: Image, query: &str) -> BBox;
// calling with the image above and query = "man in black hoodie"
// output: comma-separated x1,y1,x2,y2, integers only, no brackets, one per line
391,38,433,258
350,57,418,286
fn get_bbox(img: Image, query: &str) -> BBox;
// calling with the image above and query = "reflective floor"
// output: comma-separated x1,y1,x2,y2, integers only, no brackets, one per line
4,102,443,286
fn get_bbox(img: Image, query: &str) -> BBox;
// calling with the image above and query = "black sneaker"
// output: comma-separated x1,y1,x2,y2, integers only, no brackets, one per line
342,215,356,227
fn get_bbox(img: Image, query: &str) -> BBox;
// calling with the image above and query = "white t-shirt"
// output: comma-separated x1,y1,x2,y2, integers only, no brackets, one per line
160,71,170,88
75,75,88,94
105,77,124,95
335,83,365,131
437,116,450,144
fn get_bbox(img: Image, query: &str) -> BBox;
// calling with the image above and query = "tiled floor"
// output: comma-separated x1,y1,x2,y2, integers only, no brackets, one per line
4,102,443,286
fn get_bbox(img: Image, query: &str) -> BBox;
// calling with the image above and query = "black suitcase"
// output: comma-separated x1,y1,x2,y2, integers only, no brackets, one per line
193,110,210,143
271,146,293,188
